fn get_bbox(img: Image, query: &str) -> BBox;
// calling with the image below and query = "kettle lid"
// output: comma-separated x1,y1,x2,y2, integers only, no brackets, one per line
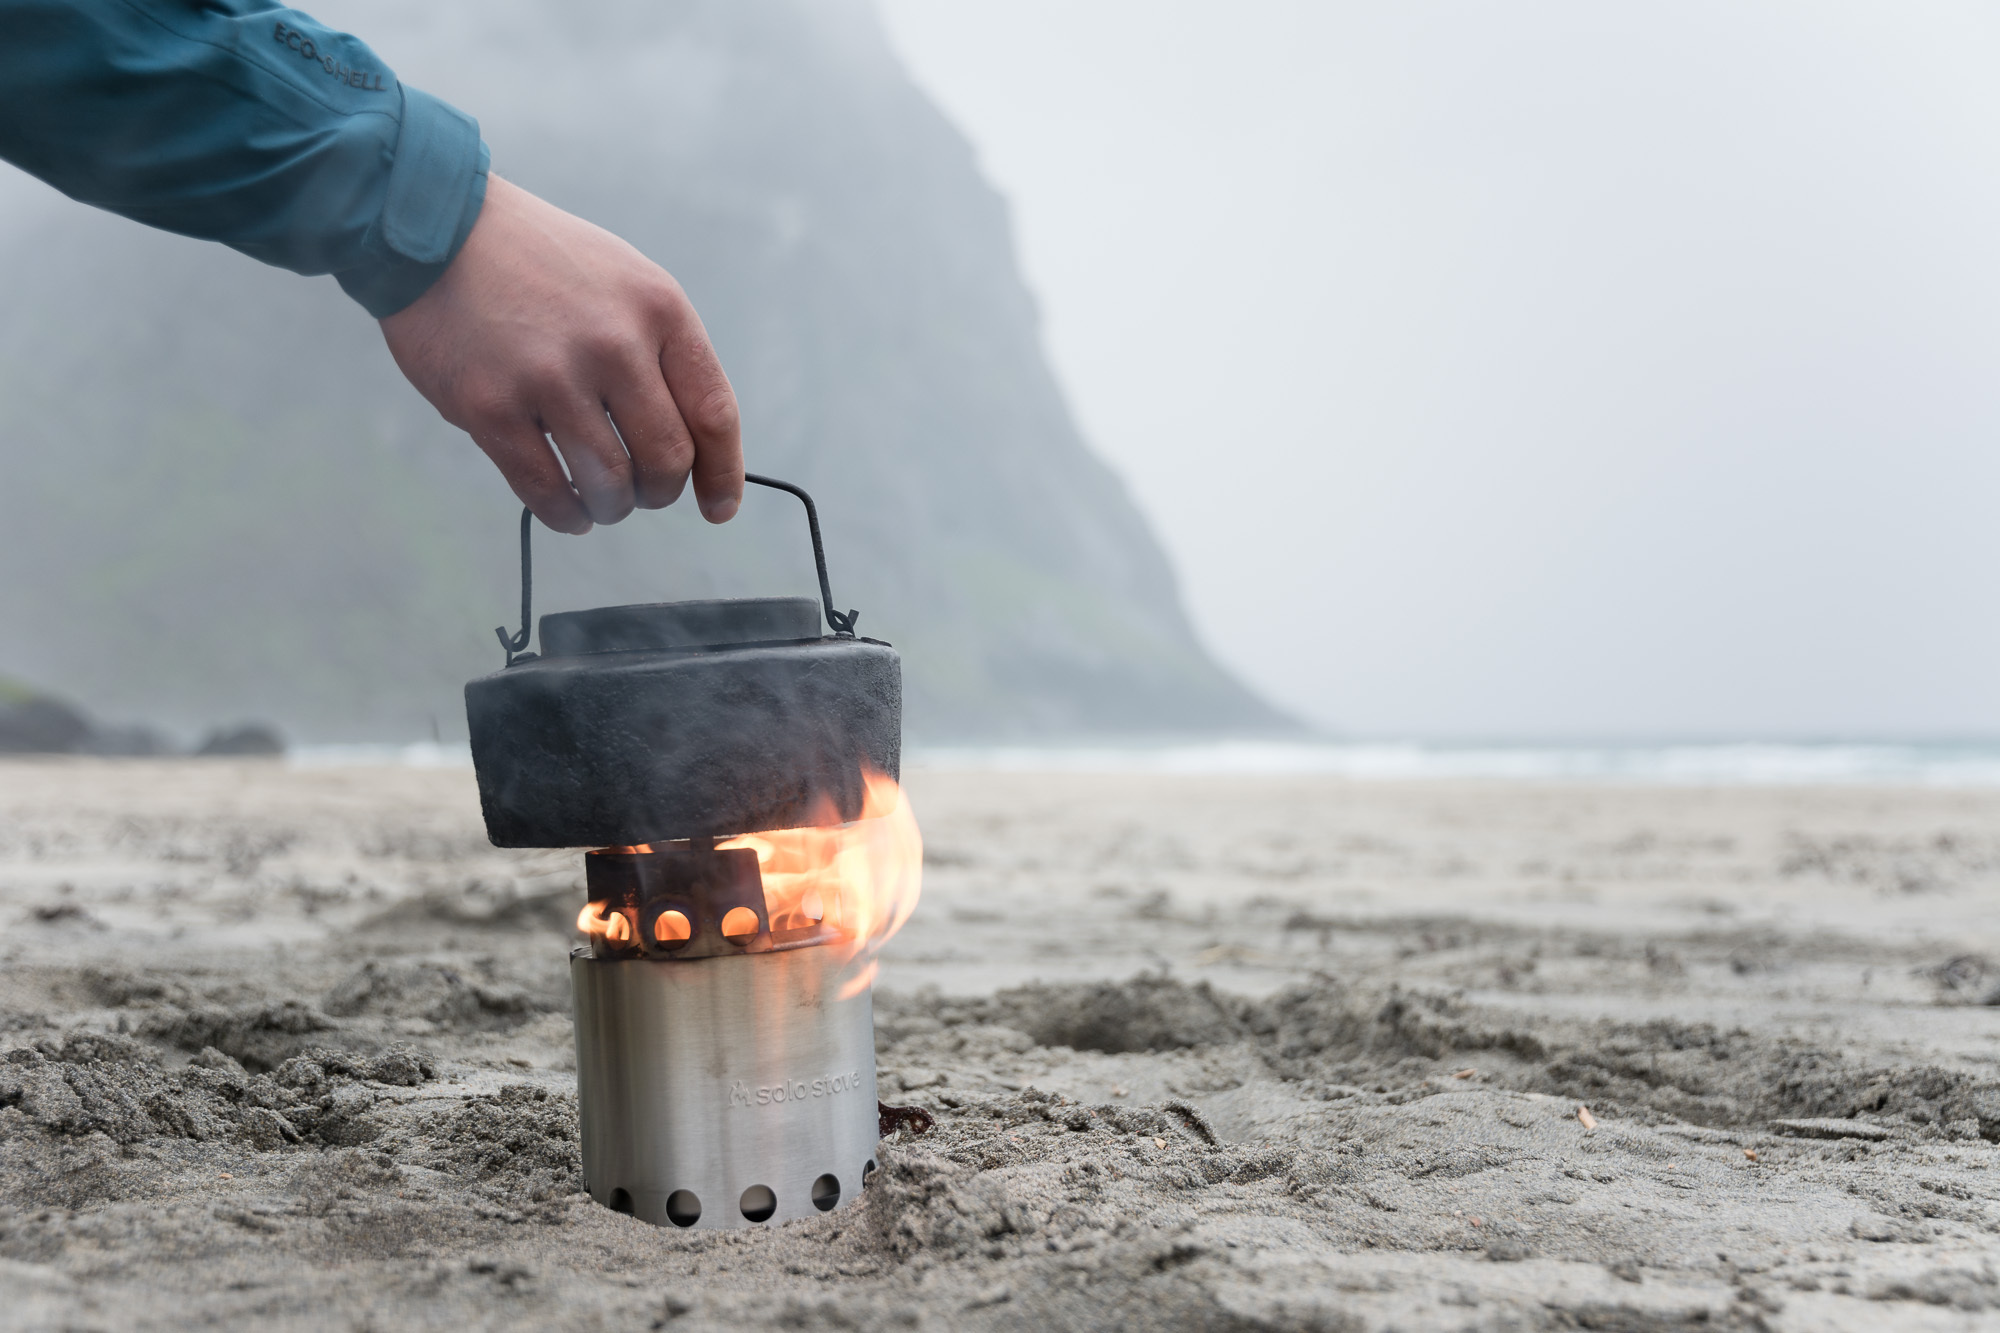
538,597,822,657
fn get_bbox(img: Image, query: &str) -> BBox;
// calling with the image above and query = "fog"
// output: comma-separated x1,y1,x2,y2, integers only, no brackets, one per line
4,2,1996,745
878,1,2000,740
0,0,1282,743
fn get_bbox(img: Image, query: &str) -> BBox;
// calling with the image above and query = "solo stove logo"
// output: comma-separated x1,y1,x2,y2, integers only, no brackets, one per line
729,1070,864,1108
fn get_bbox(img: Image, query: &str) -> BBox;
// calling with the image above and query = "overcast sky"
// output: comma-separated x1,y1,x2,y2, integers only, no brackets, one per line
876,2,2000,740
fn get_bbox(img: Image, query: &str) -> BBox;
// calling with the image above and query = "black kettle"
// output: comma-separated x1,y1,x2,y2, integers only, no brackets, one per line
463,476,901,848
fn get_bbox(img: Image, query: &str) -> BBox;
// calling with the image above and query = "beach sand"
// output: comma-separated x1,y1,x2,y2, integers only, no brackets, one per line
4,760,2000,1330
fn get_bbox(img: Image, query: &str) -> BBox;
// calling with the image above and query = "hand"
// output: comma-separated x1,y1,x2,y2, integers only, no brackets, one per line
378,175,742,534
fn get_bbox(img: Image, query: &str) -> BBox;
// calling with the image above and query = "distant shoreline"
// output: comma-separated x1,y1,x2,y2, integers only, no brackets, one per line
257,738,2000,786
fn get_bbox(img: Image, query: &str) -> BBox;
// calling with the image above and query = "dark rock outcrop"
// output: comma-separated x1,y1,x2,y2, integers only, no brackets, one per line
0,681,172,755
194,723,286,757
0,694,91,754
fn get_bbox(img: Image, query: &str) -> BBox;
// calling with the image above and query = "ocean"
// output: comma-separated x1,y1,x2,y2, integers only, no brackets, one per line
289,739,2000,786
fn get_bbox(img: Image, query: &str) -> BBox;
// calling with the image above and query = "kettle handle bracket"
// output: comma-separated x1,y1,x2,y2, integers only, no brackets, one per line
743,473,860,639
495,474,860,666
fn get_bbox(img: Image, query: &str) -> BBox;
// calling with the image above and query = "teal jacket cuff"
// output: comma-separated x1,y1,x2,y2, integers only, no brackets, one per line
336,86,489,318
0,0,489,319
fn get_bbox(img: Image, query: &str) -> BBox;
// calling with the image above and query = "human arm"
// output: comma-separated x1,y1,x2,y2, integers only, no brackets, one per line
0,0,741,530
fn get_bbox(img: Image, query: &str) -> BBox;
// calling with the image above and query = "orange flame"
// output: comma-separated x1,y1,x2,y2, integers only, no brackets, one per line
572,771,922,996
576,900,633,943
718,769,921,998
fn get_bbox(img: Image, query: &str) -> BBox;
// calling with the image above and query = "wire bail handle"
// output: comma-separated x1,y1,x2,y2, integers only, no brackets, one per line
495,473,860,666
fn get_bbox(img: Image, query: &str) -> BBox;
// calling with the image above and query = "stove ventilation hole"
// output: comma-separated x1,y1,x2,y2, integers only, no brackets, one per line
665,1189,701,1228
608,1188,634,1215
652,909,691,948
739,1185,777,1223
800,890,824,922
720,906,761,945
862,1158,878,1188
810,1173,841,1212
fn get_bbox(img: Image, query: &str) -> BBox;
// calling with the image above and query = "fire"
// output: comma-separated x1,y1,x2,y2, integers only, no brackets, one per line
572,770,922,997
718,769,921,998
577,900,633,943
653,909,691,944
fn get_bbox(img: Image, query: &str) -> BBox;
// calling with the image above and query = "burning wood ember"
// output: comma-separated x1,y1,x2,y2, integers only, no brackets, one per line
877,1101,936,1137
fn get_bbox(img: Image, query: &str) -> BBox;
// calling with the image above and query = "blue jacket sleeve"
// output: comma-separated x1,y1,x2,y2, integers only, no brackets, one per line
0,0,488,317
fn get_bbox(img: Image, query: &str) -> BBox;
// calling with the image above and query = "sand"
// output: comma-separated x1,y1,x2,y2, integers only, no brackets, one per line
4,760,2000,1330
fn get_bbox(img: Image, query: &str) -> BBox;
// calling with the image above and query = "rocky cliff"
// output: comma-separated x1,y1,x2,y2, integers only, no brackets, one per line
0,0,1289,741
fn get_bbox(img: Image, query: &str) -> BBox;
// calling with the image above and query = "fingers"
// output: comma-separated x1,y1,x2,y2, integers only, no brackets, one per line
541,399,637,526
602,354,697,511
490,339,714,534
471,418,592,535
655,301,743,523
378,176,746,533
